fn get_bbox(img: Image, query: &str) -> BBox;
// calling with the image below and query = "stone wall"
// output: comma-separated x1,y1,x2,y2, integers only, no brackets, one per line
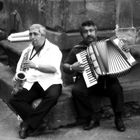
0,0,140,35
3,0,115,32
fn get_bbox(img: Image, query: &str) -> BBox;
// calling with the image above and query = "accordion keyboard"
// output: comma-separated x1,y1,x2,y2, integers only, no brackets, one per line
76,50,97,88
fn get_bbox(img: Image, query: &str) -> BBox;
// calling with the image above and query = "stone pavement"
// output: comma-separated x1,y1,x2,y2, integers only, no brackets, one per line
0,98,140,140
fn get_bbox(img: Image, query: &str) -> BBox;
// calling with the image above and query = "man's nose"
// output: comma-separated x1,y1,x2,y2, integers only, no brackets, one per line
30,34,35,39
87,31,91,35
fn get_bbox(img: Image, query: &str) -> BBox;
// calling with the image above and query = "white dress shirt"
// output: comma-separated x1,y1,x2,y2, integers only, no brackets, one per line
16,39,62,91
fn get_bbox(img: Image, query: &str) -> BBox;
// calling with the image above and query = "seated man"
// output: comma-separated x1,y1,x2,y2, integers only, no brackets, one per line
8,24,62,139
63,20,126,132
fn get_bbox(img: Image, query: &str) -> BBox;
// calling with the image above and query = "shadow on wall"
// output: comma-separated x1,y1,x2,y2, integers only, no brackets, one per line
0,1,3,11
9,9,24,34
0,1,7,40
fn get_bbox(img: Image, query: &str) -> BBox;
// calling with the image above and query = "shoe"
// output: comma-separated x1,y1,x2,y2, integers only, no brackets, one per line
19,121,24,129
83,120,100,130
115,118,126,132
19,124,29,139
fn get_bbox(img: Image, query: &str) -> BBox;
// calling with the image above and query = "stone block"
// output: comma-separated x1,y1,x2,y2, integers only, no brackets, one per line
0,64,13,102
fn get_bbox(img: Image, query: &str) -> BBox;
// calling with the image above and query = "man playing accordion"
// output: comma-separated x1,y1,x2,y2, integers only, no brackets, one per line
63,20,126,132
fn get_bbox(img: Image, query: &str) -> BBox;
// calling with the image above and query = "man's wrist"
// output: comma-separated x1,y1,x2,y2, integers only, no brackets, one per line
69,65,73,71
35,64,39,69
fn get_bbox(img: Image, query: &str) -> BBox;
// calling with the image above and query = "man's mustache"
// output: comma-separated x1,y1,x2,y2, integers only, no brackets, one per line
86,36,95,40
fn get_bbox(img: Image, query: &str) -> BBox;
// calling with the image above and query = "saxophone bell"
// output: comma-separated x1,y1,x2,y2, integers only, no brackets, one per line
15,71,26,82
11,71,26,95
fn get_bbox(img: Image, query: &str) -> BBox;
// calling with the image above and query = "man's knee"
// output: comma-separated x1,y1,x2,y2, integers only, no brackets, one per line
47,84,62,99
72,87,83,97
49,92,61,100
8,96,18,113
8,96,15,106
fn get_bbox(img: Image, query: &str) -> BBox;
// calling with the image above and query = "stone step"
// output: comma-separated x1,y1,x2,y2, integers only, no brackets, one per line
0,63,13,102
0,55,8,65
0,45,9,65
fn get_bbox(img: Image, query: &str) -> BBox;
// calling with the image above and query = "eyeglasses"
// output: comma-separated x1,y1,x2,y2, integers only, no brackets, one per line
29,32,40,37
82,29,96,34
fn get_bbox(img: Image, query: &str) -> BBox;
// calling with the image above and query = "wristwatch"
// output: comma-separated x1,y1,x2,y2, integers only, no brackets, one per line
69,65,73,71
35,64,39,69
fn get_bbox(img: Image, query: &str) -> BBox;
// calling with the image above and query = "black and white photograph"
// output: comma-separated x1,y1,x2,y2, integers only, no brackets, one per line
0,0,140,139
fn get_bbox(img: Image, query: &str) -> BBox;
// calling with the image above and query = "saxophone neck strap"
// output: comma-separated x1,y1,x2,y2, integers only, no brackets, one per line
29,41,45,60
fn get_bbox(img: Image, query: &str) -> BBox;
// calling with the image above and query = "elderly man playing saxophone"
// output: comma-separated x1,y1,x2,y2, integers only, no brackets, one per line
8,24,62,139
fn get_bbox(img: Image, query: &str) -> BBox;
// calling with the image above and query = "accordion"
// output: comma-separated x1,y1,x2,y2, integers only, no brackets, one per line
76,37,136,88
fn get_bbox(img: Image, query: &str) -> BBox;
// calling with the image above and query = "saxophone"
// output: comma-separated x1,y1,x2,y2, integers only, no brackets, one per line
12,49,30,94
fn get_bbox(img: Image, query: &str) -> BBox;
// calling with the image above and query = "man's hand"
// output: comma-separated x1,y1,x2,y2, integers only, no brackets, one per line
71,62,85,73
121,44,131,53
120,38,135,53
23,60,36,69
11,77,23,95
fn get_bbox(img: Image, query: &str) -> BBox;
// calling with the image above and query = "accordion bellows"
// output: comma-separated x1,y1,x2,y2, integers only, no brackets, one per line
76,37,136,88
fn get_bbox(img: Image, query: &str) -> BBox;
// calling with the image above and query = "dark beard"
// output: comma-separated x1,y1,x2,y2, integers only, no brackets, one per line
84,36,96,45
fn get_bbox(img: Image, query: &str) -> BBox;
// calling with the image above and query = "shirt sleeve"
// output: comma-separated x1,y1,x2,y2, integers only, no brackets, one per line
64,48,77,64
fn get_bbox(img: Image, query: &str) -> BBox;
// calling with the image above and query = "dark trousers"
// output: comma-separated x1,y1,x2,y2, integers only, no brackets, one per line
9,82,62,129
72,76,124,121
